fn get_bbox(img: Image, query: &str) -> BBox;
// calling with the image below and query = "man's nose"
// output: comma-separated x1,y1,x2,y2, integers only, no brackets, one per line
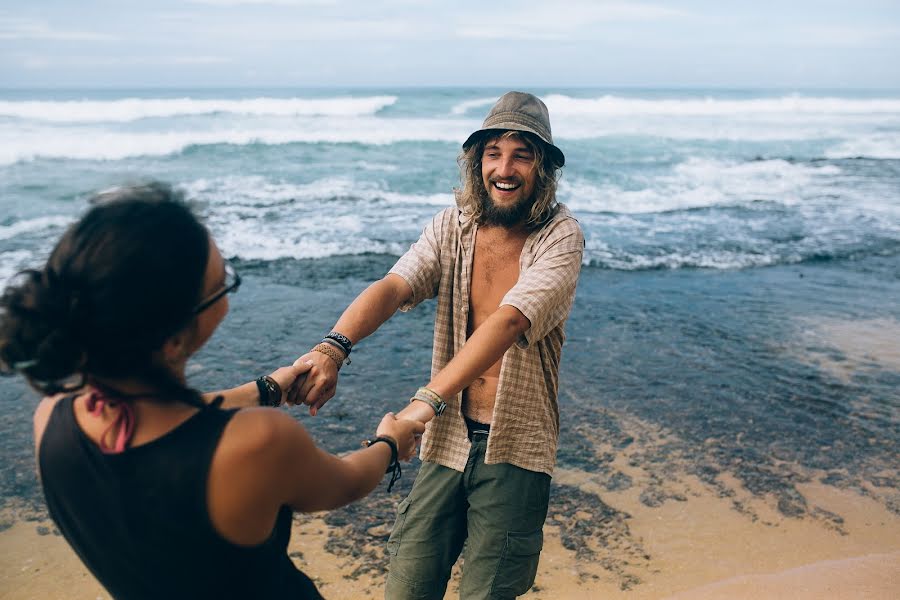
496,156,515,178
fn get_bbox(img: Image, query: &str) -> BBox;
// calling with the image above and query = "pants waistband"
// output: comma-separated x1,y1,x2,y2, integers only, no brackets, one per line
465,416,491,439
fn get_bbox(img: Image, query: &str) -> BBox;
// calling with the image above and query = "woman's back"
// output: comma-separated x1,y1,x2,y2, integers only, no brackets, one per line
38,395,322,600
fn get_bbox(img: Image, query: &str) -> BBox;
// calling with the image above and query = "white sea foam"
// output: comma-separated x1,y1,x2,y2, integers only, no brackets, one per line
826,134,900,159
179,175,452,260
544,94,900,117
0,250,38,285
450,97,497,115
0,117,478,165
0,216,72,241
559,158,842,214
0,96,398,123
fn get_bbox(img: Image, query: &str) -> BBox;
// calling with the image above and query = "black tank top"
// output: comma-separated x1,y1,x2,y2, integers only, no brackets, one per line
39,396,323,599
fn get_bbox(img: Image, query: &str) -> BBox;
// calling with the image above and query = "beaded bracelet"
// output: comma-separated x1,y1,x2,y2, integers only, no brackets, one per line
410,386,447,416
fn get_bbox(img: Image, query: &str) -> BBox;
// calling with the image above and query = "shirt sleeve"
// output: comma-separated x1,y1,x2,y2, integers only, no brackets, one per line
388,209,450,312
500,217,584,348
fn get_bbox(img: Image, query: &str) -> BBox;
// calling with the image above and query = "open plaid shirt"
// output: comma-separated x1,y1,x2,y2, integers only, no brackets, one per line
389,200,584,475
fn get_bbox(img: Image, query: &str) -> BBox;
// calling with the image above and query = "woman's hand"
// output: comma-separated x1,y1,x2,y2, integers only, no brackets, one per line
376,413,426,461
267,361,314,406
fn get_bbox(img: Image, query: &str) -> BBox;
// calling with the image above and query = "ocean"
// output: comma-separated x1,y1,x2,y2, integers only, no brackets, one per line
1,88,898,589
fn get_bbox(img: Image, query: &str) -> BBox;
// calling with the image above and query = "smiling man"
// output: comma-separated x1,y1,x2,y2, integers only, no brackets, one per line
294,91,584,599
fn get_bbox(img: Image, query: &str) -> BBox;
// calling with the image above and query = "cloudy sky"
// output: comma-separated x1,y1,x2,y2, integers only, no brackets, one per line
1,0,898,88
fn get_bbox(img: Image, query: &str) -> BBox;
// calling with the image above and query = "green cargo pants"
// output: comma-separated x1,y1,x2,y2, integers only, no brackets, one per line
384,430,551,600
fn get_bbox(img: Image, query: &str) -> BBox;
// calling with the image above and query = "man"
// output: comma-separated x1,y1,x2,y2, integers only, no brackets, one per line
294,91,584,599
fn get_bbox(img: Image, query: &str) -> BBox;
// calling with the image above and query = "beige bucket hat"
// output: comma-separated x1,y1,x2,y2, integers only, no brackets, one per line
462,91,565,167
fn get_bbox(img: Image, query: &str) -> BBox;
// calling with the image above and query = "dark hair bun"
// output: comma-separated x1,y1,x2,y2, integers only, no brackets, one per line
0,269,85,389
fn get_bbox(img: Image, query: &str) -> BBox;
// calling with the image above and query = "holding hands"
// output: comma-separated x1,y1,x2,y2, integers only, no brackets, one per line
376,412,426,462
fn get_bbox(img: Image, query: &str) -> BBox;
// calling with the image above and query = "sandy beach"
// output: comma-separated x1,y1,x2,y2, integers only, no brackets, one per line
2,440,898,599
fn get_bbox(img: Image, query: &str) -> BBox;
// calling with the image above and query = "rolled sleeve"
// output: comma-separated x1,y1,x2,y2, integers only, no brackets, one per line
389,209,451,312
500,219,584,348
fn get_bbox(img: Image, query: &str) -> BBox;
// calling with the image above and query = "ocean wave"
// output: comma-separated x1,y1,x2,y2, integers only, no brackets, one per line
0,216,72,241
450,97,497,115
180,175,454,208
0,96,398,123
544,94,900,117
558,158,842,214
0,250,37,285
825,134,900,159
0,118,476,165
582,239,900,271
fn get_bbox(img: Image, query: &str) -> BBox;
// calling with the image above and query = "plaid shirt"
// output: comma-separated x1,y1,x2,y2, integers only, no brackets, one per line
389,200,584,475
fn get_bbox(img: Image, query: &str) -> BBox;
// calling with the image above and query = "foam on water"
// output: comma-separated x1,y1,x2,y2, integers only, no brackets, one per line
3,93,899,165
544,94,900,116
0,117,478,166
0,216,72,241
179,175,452,260
0,96,398,123
558,158,842,214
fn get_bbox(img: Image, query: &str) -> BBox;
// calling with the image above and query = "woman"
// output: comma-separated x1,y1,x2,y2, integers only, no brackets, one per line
0,182,424,599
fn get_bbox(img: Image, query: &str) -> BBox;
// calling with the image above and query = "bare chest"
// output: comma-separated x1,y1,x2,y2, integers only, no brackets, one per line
468,229,528,332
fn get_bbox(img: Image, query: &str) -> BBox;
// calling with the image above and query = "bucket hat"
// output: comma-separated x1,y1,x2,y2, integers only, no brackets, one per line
462,91,565,167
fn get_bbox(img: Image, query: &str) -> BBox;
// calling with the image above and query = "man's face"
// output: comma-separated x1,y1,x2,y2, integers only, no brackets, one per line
480,134,537,226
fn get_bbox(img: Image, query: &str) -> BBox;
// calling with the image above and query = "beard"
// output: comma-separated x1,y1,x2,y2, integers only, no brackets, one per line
478,182,533,227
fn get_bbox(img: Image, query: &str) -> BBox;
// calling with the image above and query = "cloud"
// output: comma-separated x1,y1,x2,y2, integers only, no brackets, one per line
14,54,231,69
456,1,684,40
186,0,336,6
0,17,118,41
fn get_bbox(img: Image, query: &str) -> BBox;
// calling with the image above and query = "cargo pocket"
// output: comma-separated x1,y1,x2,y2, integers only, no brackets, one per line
386,497,412,556
491,529,544,597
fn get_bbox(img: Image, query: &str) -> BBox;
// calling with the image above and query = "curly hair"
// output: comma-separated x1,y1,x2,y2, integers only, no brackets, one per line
456,130,562,228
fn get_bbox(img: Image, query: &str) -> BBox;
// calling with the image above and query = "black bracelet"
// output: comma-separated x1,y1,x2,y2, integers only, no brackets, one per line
325,331,353,355
256,375,282,407
364,436,402,492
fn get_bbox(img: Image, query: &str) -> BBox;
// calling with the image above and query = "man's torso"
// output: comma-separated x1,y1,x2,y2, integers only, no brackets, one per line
462,224,528,423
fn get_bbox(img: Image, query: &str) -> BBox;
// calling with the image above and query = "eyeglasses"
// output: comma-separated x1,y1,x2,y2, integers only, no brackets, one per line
193,261,241,314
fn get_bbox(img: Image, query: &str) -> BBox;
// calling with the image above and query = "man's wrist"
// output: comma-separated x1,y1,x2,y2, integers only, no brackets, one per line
410,386,446,416
311,343,346,370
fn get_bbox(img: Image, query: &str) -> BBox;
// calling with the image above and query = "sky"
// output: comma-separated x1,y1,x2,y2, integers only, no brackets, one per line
1,0,899,89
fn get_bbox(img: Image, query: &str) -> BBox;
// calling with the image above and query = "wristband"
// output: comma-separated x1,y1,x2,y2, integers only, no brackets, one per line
312,343,345,370
410,386,447,416
363,435,402,491
256,375,282,407
324,331,353,355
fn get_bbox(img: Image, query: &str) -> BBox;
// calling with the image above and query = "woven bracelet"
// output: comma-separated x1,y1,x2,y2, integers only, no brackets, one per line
312,343,344,370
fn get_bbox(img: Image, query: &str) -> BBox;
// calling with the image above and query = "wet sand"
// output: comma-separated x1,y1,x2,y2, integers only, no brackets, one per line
2,457,898,599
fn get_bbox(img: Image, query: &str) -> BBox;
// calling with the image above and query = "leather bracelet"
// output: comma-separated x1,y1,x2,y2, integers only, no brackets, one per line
363,435,402,492
312,343,345,370
256,375,282,407
363,435,399,472
325,331,353,355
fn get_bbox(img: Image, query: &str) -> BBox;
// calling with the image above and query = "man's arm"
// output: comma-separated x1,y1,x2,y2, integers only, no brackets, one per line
293,273,412,415
396,304,530,423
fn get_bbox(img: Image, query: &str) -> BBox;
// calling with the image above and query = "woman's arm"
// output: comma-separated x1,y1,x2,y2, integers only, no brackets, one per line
203,363,313,409
206,408,425,545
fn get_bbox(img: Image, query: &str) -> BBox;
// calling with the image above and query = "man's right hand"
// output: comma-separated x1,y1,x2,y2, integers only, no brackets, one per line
376,413,426,461
288,351,338,415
